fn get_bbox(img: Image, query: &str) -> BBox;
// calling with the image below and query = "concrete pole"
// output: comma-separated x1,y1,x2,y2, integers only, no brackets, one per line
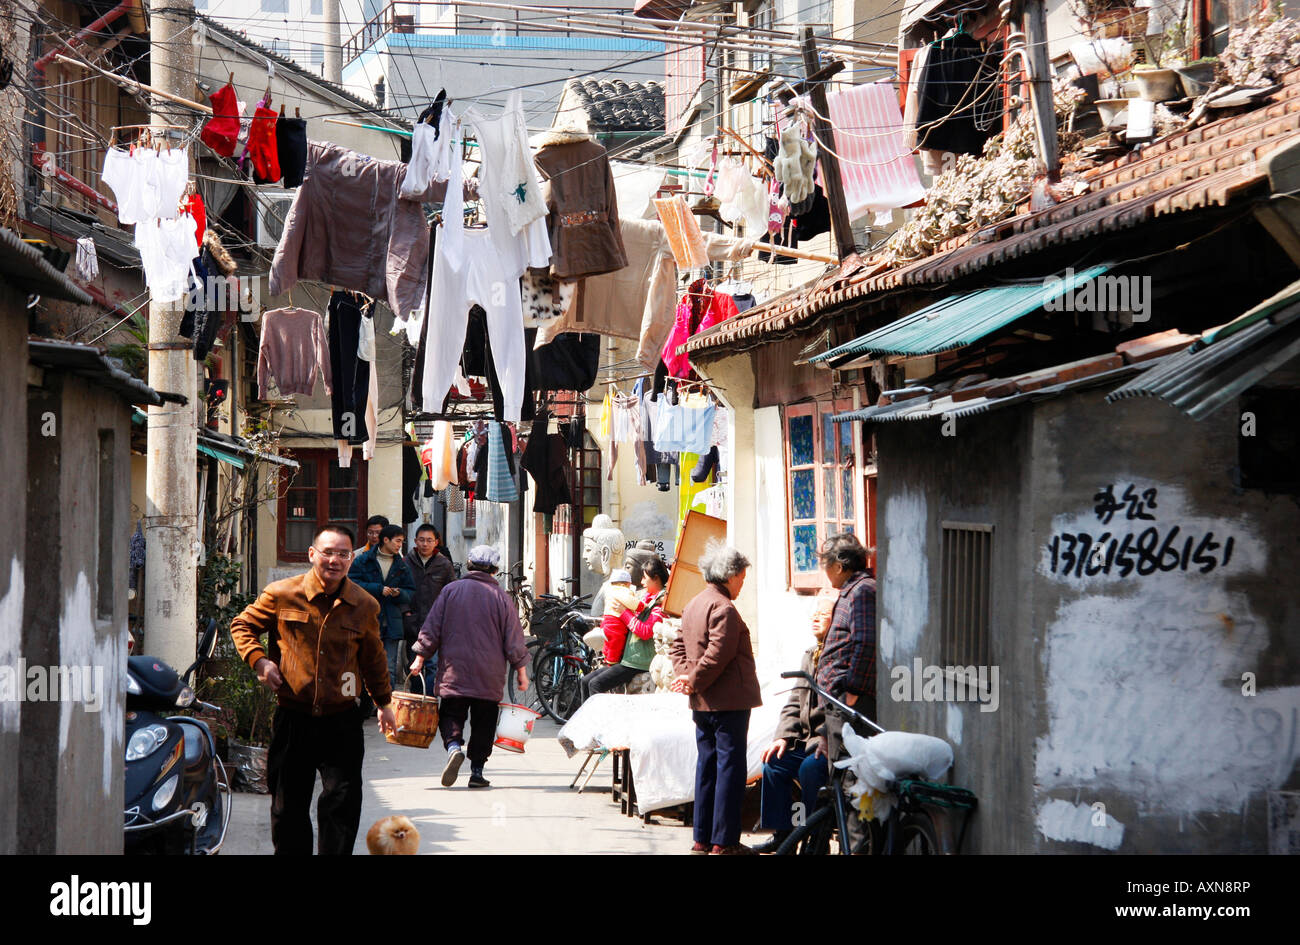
324,0,343,84
144,0,199,673
1022,0,1060,178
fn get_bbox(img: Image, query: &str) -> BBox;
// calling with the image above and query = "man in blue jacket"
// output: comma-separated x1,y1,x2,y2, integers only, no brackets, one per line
349,523,416,689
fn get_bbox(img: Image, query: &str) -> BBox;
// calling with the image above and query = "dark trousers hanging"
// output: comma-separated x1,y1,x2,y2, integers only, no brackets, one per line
329,292,370,444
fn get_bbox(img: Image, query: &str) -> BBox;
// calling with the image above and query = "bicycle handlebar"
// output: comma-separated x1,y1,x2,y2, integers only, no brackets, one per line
780,670,887,735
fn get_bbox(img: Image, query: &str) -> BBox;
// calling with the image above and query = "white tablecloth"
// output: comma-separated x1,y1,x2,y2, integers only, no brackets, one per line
556,680,789,812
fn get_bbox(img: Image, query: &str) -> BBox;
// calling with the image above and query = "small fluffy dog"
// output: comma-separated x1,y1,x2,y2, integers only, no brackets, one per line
366,815,420,855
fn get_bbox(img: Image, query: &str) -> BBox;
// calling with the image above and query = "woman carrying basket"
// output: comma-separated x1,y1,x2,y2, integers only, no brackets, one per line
410,545,530,789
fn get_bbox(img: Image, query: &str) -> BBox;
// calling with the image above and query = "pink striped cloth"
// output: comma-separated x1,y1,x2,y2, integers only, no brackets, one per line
822,80,925,224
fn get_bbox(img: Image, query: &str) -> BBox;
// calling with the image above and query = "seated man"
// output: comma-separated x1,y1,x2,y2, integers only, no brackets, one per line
752,582,838,854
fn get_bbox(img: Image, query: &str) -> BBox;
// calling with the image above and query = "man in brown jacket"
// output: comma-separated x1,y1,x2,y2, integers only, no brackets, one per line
229,524,396,855
671,543,762,855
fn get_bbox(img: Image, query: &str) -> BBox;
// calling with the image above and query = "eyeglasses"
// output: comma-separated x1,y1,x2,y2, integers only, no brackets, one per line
312,547,353,561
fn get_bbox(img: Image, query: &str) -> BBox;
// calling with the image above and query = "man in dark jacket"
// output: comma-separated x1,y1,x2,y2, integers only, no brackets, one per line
349,524,415,690
403,524,455,690
410,545,529,789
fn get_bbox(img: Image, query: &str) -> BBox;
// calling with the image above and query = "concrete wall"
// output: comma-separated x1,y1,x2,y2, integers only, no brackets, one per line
0,293,28,855
874,384,1300,853
20,371,130,853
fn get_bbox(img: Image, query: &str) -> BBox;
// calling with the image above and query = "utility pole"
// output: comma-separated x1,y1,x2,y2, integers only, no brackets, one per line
145,0,199,673
800,26,857,261
1022,0,1059,178
324,0,343,84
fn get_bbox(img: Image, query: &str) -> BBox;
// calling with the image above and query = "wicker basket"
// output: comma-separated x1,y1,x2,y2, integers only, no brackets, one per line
384,674,440,749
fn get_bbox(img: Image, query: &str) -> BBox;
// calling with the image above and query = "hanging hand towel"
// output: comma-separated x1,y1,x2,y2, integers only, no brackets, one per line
821,80,925,224
75,236,99,282
654,195,709,270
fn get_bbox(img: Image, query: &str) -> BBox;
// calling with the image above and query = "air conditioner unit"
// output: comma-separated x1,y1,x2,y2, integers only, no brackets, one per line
255,191,295,248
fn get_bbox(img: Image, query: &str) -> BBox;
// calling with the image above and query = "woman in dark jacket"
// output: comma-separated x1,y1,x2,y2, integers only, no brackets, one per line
671,542,762,855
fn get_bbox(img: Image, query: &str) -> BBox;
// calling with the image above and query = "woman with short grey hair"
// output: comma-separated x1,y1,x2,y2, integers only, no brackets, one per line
670,540,762,854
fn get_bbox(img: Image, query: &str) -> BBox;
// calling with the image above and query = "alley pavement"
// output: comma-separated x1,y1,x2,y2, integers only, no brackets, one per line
225,717,690,855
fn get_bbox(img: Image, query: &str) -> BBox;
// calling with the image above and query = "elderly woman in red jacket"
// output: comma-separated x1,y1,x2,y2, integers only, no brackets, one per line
671,541,761,855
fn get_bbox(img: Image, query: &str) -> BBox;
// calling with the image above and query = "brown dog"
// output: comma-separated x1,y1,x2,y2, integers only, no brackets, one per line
366,815,420,855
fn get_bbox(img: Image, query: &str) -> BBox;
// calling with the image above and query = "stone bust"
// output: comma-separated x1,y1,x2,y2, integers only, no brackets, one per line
624,539,661,586
582,514,625,577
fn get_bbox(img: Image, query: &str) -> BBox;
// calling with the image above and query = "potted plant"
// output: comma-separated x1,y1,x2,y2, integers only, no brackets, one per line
1132,63,1183,100
1174,57,1219,96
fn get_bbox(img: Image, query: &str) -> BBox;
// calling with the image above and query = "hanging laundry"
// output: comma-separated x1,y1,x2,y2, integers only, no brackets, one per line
328,292,371,464
356,306,379,462
717,167,769,234
483,422,519,504
422,421,457,490
611,160,667,219
914,35,1003,157
247,102,281,184
520,414,571,515
179,230,237,361
471,90,548,236
660,284,740,379
533,130,627,280
521,270,577,328
270,141,462,327
652,392,714,454
276,115,308,188
532,332,601,393
465,93,550,265
401,102,454,199
200,81,243,158
421,228,530,423
257,306,332,399
102,146,190,225
901,42,933,152
821,80,926,224
445,483,466,513
75,236,98,282
654,195,709,270
182,191,206,244
611,391,640,444
134,213,198,302
565,218,752,366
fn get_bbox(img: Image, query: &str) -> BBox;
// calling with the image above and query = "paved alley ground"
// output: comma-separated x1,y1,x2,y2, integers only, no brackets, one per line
225,717,692,855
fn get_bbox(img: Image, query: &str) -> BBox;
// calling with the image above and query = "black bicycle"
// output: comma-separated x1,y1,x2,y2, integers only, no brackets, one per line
505,561,534,633
774,671,977,856
506,590,594,723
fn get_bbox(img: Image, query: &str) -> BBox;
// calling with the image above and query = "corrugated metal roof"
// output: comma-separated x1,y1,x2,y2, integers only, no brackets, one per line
0,228,93,304
29,339,162,405
810,264,1111,364
686,68,1300,358
834,363,1145,424
1105,279,1300,420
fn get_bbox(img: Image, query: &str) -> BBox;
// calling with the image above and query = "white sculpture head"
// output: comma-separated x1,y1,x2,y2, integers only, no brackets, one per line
582,514,625,576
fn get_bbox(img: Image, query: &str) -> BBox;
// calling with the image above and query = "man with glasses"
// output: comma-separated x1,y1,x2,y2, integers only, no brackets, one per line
229,524,397,854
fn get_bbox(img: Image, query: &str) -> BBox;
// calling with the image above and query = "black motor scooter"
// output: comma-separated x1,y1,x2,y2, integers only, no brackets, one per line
124,620,231,854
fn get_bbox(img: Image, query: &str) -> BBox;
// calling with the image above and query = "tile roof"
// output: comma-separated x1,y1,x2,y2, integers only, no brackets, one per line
0,227,93,304
687,67,1300,357
566,79,665,133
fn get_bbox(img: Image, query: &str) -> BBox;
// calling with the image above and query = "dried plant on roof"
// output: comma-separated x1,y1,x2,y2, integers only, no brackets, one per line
880,81,1087,266
1220,12,1300,86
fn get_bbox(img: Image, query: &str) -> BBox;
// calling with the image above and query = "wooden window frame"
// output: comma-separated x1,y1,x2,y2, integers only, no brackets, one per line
783,397,857,590
276,449,369,562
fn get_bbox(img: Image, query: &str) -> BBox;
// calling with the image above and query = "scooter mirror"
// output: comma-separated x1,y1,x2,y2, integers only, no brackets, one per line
198,618,218,661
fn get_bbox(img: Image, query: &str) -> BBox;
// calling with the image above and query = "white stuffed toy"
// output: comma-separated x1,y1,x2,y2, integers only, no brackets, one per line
773,124,817,206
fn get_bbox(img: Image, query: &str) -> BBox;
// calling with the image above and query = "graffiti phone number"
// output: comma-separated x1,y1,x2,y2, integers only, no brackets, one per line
1046,526,1236,578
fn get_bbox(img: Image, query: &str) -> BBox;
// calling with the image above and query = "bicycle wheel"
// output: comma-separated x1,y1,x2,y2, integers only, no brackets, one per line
506,643,544,712
898,812,938,855
775,805,834,855
533,650,561,721
547,660,584,724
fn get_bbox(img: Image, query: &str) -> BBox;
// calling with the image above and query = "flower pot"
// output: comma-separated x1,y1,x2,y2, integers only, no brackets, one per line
1174,60,1217,97
1095,98,1130,129
1133,67,1182,101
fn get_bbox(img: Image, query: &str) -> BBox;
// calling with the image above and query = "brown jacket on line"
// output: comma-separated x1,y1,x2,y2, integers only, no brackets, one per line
775,646,826,750
671,582,762,712
534,133,627,281
229,569,393,717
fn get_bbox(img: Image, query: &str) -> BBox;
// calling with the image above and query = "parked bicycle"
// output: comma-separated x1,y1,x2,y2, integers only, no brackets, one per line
505,561,534,633
506,586,594,723
774,671,976,855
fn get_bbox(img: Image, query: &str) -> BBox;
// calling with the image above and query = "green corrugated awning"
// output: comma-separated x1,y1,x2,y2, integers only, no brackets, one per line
810,264,1114,367
197,442,246,468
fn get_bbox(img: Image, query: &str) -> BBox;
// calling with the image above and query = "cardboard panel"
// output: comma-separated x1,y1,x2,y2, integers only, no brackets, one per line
663,510,727,616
